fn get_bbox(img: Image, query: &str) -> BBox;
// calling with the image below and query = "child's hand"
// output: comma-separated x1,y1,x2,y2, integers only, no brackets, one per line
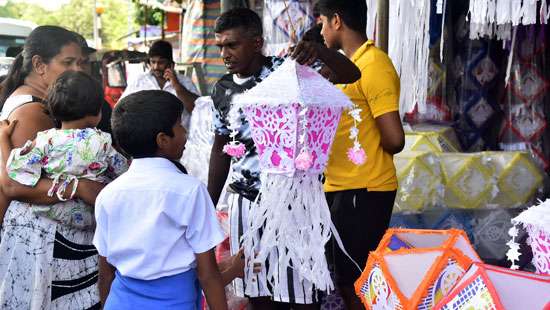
0,119,17,139
228,248,245,278
230,248,262,277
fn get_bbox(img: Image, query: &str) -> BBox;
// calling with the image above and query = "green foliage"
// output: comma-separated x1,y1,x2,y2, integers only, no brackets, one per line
131,0,163,26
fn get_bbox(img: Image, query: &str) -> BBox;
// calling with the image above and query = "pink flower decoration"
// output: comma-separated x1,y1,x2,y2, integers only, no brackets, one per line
223,142,246,158
347,147,366,165
88,162,101,170
295,149,313,170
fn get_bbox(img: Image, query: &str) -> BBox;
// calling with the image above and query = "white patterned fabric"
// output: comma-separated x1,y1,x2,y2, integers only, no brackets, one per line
0,202,99,309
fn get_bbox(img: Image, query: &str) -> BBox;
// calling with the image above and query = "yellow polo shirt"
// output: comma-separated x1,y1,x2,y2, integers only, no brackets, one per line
324,41,400,192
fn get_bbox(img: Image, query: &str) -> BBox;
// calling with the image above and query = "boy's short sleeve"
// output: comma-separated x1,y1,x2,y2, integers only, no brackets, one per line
93,193,108,257
182,184,225,254
361,64,400,118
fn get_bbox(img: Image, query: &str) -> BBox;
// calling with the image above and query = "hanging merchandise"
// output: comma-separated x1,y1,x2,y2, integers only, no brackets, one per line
499,25,550,171
390,208,523,265
180,0,226,93
405,0,454,124
227,59,357,297
468,0,550,40
439,153,497,209
320,288,345,310
471,208,522,265
389,212,426,230
393,151,442,213
451,11,504,152
355,229,480,310
404,124,462,153
484,151,544,208
388,0,431,117
262,0,314,57
365,0,377,40
434,263,550,309
508,199,550,275
420,210,475,241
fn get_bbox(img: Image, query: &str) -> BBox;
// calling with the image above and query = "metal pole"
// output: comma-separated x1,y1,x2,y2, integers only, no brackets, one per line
376,0,389,53
161,10,165,40
127,0,132,49
221,0,232,13
93,0,99,48
179,8,184,62
144,4,148,46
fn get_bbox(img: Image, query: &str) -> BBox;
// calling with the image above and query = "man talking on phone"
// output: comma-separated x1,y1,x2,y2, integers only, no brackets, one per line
119,40,199,129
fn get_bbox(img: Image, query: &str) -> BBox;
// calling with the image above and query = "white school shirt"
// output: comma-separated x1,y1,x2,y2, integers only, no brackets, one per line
93,157,225,280
119,71,198,129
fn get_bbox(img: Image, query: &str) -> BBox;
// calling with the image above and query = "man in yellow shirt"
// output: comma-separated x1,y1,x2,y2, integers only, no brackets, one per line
317,1,405,309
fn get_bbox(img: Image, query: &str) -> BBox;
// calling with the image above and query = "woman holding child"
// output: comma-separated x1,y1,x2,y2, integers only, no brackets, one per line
0,26,107,309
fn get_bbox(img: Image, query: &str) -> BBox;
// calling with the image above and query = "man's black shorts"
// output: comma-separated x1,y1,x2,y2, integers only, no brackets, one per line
325,189,396,286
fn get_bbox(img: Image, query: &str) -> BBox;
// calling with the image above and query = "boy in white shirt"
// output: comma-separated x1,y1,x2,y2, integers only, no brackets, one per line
93,90,229,309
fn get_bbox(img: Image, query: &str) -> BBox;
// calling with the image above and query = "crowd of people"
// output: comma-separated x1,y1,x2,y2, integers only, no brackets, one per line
0,0,403,309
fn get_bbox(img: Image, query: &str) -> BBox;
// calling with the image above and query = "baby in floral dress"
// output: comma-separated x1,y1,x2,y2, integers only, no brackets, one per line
0,71,128,228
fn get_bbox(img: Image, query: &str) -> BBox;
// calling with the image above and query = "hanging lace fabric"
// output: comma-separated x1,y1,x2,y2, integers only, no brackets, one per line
388,0,432,117
366,0,378,40
468,0,550,40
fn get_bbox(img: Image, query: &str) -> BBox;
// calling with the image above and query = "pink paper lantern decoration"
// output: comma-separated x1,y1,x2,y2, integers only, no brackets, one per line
230,59,354,297
242,103,343,175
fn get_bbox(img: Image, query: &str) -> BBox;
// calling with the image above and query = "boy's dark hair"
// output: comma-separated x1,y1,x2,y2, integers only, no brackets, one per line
112,90,183,158
214,8,263,38
149,40,173,63
46,71,103,122
312,1,321,19
317,0,367,33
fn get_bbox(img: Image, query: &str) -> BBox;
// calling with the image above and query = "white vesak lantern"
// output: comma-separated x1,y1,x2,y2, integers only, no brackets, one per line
508,199,550,275
226,59,358,296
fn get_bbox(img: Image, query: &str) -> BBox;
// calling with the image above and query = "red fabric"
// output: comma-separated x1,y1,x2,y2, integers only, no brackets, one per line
166,12,180,33
104,87,123,109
